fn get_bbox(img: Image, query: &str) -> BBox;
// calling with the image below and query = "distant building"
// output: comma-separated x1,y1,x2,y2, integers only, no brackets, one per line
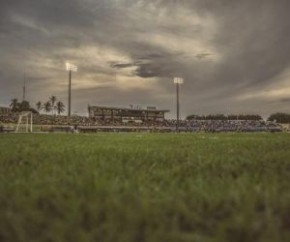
88,105,169,123
0,106,11,115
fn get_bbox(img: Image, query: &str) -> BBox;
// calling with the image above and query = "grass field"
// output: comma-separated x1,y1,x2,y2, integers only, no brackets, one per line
0,133,290,242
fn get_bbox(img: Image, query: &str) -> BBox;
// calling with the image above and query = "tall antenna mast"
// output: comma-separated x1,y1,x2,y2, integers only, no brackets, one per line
23,73,26,101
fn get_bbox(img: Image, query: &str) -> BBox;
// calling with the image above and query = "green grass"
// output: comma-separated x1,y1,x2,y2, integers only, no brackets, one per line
0,133,290,242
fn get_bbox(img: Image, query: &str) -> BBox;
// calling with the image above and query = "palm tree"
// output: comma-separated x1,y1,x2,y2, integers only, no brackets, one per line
56,101,65,115
36,101,42,112
10,98,19,112
44,101,52,114
49,96,57,115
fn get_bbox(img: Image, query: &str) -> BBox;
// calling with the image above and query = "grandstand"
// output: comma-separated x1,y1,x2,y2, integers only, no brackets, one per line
88,105,169,123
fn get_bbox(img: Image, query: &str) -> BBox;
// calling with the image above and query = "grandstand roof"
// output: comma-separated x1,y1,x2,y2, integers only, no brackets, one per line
89,105,169,113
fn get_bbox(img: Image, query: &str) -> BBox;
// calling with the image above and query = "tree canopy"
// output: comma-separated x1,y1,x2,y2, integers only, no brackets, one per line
267,113,290,123
10,99,38,113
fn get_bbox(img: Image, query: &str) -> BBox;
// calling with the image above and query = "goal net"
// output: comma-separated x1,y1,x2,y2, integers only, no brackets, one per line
15,111,33,133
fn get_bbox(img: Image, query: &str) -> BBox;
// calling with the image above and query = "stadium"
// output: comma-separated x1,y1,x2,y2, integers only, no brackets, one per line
2,1,290,242
0,61,290,242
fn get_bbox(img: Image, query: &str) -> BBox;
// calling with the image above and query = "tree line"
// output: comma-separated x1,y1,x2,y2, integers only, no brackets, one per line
186,113,290,123
10,96,65,115
267,113,290,123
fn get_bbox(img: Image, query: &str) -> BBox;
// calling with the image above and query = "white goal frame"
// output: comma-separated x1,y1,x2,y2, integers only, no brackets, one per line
15,111,33,133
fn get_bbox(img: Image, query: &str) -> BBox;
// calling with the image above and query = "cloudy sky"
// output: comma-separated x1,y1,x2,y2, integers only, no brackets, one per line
1,0,290,118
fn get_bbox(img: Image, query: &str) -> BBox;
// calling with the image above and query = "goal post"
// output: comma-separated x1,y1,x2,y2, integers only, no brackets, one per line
15,111,33,133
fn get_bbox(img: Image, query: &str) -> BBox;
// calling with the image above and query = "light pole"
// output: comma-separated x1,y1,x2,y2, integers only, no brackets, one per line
66,63,78,117
174,77,184,132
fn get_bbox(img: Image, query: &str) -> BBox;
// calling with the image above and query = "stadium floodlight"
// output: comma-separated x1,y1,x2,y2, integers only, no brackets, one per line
66,62,78,117
66,63,78,72
174,77,184,84
174,77,184,132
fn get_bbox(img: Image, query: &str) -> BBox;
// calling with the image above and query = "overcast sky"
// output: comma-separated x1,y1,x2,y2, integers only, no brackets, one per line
1,0,290,118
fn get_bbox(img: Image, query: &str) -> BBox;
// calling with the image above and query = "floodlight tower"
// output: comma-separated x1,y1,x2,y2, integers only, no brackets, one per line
174,77,184,132
66,63,78,117
22,77,26,101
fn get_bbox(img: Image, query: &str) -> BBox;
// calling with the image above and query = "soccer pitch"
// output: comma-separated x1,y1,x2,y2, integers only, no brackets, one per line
0,133,290,242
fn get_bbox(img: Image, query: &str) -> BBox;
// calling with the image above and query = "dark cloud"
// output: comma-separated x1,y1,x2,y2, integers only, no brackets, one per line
280,98,290,103
111,63,136,69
